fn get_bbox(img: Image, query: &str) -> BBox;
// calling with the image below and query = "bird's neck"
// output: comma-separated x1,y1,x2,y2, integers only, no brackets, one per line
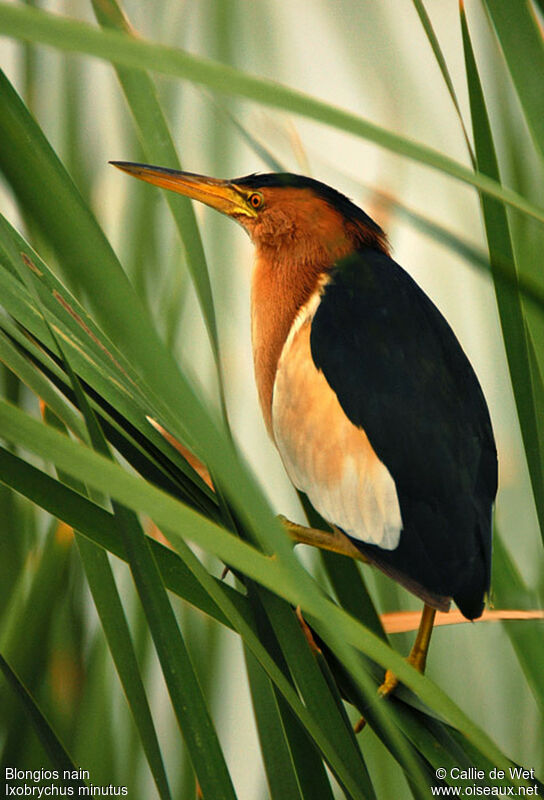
251,237,354,435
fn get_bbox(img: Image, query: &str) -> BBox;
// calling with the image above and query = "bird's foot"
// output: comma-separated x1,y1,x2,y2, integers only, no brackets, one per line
354,668,401,733
354,604,436,733
376,643,427,700
377,668,399,698
353,669,399,733
278,515,369,563
353,662,406,734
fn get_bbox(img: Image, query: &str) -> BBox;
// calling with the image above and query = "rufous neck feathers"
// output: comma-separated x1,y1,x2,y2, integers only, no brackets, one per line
249,193,383,434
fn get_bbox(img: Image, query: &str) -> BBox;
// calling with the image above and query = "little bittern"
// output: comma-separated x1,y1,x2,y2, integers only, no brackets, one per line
112,162,498,696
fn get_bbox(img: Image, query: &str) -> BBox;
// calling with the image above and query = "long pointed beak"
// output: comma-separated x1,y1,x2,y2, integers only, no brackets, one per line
110,161,257,218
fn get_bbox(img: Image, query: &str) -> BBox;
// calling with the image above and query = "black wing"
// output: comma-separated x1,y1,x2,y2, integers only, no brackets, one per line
310,249,497,618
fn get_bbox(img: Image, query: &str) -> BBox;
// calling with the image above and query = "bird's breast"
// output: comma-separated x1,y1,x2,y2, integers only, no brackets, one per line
250,251,327,435
270,294,403,550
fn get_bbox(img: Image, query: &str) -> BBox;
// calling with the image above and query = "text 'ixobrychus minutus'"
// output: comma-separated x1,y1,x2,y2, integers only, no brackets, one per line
112,162,498,701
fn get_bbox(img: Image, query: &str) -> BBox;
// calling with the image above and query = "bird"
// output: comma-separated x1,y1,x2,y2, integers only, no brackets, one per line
111,161,498,698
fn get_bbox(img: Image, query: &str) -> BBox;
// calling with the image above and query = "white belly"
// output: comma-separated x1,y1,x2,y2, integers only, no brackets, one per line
271,313,402,550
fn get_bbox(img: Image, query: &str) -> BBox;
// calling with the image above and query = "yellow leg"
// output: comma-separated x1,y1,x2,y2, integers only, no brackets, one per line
278,515,437,731
378,603,436,696
355,603,436,733
279,515,369,563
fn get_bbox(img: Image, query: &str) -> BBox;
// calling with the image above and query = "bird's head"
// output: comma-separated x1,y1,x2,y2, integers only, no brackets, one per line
111,163,389,431
110,163,387,264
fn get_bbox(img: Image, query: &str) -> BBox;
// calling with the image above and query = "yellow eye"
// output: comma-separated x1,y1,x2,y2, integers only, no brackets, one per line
248,192,263,210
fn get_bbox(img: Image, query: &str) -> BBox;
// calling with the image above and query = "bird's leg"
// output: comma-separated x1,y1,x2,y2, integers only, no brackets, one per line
279,517,437,726
278,515,370,563
354,603,436,733
378,603,436,697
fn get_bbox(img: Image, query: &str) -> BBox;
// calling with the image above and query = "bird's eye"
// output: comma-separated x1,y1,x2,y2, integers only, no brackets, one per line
248,192,263,210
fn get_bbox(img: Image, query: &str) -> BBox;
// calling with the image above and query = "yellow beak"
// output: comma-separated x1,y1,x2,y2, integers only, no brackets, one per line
110,161,257,218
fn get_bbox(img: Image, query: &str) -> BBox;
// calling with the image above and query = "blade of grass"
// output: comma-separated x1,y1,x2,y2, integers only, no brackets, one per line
410,0,475,164
1,3,540,792
0,68,250,540
70,632,117,785
0,206,536,788
277,702,338,799
0,67,205,446
90,0,222,383
482,0,544,163
0,400,532,788
0,316,215,516
316,643,510,798
0,61,539,703
373,188,544,313
69,546,170,798
152,537,375,799
300,494,385,640
212,501,374,793
0,518,71,667
0,517,73,772
0,219,217,514
121,149,161,305
255,588,375,798
0,5,544,224
528,336,544,491
8,220,175,800
0,427,497,795
0,444,241,629
0,70,316,574
0,333,85,439
103,504,239,800
0,322,216,518
0,472,26,618
44,408,172,800
245,585,351,799
0,214,159,407
321,551,386,640
492,532,544,714
0,652,85,786
0,420,461,792
27,285,237,800
461,5,544,540
216,109,544,315
0,440,440,796
210,97,285,172
245,647,326,800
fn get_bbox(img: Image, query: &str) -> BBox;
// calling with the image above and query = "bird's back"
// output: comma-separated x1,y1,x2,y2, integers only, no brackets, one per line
274,247,497,619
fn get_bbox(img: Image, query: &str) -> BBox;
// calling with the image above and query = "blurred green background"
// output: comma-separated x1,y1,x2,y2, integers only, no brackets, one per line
0,1,543,798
